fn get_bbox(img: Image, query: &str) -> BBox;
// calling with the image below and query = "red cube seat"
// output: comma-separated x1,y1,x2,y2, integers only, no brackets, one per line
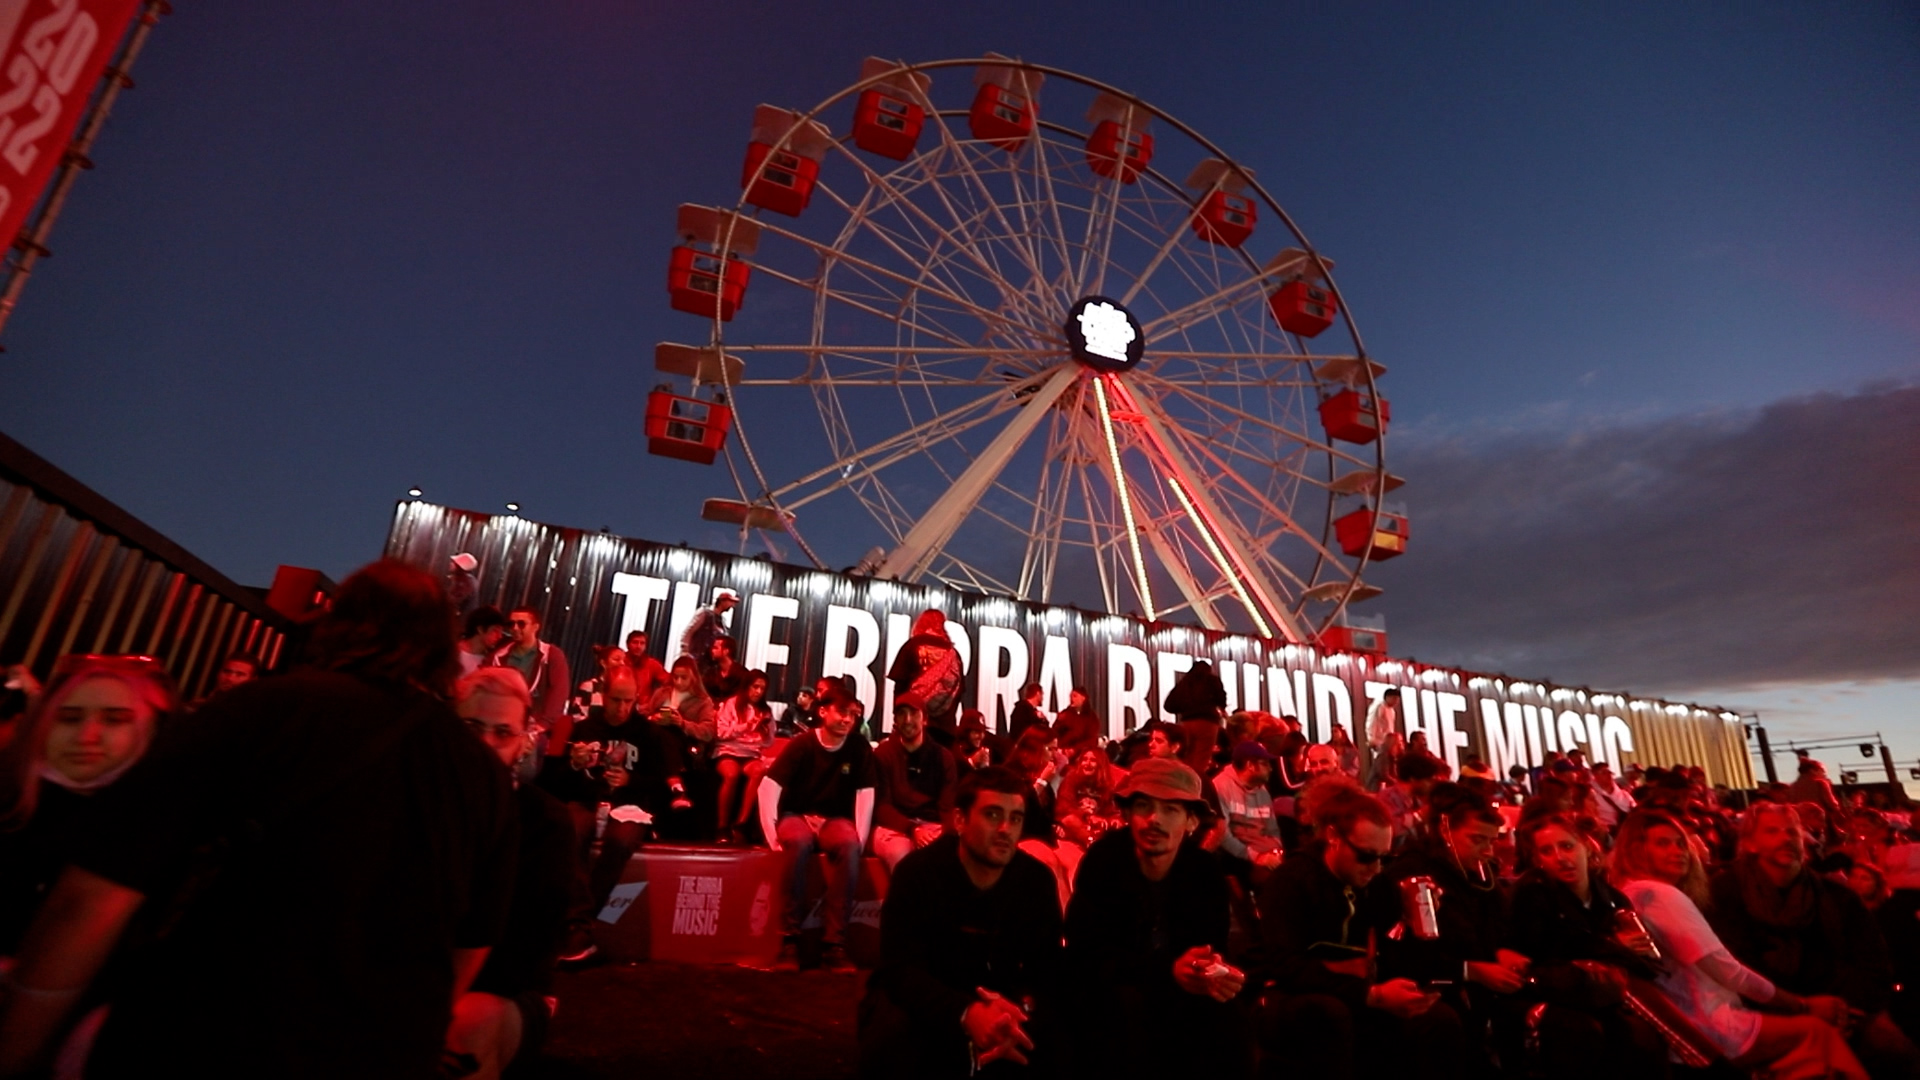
853,89,925,160
969,83,1034,151
1319,624,1388,655
1319,389,1390,444
1270,279,1338,337
1335,507,1408,560
645,391,733,464
667,246,751,322
1192,189,1256,247
1086,120,1153,182
742,141,820,217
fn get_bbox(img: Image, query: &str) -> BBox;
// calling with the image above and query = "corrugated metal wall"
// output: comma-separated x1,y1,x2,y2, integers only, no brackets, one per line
0,432,288,700
387,499,1757,789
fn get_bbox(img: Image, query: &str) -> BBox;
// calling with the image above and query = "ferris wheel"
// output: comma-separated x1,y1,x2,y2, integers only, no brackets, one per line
647,56,1404,645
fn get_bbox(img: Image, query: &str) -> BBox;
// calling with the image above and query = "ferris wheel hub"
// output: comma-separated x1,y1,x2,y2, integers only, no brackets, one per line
1065,295,1143,373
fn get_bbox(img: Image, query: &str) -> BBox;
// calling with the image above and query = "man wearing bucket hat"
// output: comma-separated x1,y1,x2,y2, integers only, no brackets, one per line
1063,756,1248,1076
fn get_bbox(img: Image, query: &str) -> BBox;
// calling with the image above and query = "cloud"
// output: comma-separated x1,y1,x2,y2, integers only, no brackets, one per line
1364,383,1920,696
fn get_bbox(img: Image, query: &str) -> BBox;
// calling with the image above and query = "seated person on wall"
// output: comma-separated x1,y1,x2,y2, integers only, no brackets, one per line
1504,812,1669,1080
758,680,877,969
643,655,716,840
1050,686,1102,760
1707,801,1920,1076
1377,749,1444,852
1119,719,1183,770
447,667,577,1080
871,697,957,871
953,711,1010,778
1205,740,1285,887
1064,757,1249,1079
542,667,688,919
858,767,1061,1079
1364,783,1523,1071
1251,785,1468,1080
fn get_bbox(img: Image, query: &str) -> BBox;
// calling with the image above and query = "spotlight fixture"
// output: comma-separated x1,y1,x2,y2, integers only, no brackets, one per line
407,487,422,498
1860,743,1876,759
1840,771,1859,785
505,502,520,513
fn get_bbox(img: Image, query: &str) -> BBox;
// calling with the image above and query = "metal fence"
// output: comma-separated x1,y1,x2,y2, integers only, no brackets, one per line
0,430,288,699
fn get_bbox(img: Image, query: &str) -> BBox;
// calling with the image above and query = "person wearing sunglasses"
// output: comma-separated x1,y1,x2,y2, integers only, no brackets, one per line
0,655,178,955
1362,782,1528,1071
497,607,571,752
1253,781,1469,1080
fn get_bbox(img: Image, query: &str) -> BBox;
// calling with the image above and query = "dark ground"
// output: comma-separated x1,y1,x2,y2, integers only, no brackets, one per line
523,961,864,1080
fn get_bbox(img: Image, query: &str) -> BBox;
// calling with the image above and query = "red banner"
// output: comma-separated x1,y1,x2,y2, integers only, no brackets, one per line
0,0,141,248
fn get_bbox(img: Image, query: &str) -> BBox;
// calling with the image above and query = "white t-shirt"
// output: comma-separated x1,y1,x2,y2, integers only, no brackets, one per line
1620,878,1774,1059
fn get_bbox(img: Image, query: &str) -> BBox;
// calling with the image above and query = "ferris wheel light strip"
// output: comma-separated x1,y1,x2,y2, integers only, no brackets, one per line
1093,374,1155,621
1165,475,1274,640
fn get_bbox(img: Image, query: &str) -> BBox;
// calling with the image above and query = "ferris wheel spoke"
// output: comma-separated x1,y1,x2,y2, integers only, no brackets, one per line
1157,412,1351,574
874,364,1079,581
749,262,979,350
922,111,1059,316
811,178,1008,330
758,215,1053,344
766,384,1025,509
1136,372,1362,470
1140,263,1294,342
1115,385,1305,640
1020,135,1083,303
811,160,1059,333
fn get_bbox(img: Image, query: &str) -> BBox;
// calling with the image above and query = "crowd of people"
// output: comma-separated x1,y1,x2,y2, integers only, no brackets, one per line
3,566,1920,1079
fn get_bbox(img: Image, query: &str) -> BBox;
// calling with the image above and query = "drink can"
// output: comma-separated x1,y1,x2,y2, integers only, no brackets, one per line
1615,907,1661,960
1401,875,1442,939
595,801,612,840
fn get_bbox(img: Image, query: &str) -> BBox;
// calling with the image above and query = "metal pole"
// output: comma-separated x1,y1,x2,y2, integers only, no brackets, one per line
0,0,170,341
1881,741,1900,787
1753,721,1779,785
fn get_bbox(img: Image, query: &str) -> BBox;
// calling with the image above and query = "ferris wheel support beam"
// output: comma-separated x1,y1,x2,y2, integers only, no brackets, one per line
876,365,1079,583
1119,384,1308,643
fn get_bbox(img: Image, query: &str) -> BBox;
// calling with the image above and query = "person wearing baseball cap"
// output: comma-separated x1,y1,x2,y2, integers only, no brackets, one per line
1063,756,1247,1076
1208,742,1285,885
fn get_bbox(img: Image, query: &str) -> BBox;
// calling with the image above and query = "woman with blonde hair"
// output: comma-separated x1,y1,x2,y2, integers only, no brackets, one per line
0,655,179,953
1613,809,1866,1078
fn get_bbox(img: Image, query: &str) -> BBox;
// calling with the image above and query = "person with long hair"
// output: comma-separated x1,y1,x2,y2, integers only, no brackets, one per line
1056,747,1121,849
0,655,178,953
1612,809,1867,1079
1505,813,1669,1078
712,669,770,842
644,655,715,837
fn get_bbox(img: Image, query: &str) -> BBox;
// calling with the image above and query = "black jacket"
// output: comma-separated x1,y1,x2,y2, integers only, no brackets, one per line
1364,838,1508,984
1506,870,1654,1009
862,834,1061,1076
1065,829,1230,1001
1706,861,1893,1013
1252,844,1373,1010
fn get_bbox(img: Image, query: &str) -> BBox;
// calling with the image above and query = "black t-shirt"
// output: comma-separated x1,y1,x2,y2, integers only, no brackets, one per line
0,784,92,954
767,730,877,819
473,783,577,999
71,669,518,1079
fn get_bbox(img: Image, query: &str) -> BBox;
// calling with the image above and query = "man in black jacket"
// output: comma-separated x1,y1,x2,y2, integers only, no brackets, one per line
1364,784,1524,1070
1064,757,1247,1078
1252,784,1466,1080
858,767,1061,1078
1708,802,1920,1075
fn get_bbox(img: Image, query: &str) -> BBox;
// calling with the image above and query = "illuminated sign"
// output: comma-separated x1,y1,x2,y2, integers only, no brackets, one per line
1067,295,1142,372
386,502,1756,789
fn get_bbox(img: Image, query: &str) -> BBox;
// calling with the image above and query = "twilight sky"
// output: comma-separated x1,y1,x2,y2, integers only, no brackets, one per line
1,2,1914,782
